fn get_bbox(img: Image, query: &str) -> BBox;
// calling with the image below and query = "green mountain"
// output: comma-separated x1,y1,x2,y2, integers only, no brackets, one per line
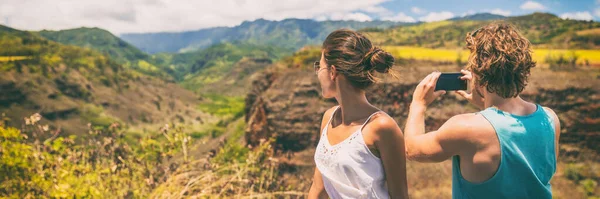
37,28,170,79
366,12,600,49
38,28,148,63
449,13,506,21
153,41,289,95
0,25,207,134
120,18,407,54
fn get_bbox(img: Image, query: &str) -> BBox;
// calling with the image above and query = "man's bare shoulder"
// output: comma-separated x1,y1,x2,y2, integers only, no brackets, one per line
440,113,495,143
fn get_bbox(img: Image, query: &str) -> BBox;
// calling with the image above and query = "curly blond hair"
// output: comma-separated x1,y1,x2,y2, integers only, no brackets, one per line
465,23,536,98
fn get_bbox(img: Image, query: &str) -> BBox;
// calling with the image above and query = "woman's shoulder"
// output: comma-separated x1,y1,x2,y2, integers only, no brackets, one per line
368,112,399,129
361,111,401,146
319,105,339,132
363,111,401,136
322,106,339,121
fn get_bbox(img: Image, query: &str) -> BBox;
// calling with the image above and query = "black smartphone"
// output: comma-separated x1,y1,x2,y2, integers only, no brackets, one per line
435,72,467,91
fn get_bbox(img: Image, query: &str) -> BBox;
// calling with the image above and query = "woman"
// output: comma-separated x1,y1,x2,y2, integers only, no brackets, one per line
308,29,408,199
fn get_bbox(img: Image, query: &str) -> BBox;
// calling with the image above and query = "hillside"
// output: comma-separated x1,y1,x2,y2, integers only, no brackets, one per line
174,42,289,94
37,28,296,95
38,28,148,63
120,19,407,54
0,25,209,134
365,12,600,49
37,28,171,79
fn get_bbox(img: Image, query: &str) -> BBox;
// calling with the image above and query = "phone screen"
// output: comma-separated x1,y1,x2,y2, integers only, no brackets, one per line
435,72,467,91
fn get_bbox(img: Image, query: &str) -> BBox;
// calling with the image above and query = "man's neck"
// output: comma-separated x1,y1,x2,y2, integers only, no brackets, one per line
484,94,537,116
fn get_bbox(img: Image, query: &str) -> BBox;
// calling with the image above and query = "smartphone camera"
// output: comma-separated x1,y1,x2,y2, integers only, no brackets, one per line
435,72,467,91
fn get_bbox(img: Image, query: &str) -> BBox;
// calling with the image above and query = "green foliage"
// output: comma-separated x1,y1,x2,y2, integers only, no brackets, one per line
0,116,192,198
564,162,600,197
211,119,249,164
197,94,245,118
280,46,321,69
170,41,289,83
80,104,121,128
0,126,35,196
581,179,598,197
565,163,586,182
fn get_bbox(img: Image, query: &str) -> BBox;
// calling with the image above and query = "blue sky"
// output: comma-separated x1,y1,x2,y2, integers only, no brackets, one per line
0,0,598,34
375,0,598,22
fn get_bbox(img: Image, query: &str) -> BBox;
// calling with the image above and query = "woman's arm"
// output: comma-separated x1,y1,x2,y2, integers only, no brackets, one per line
308,167,328,199
370,116,409,199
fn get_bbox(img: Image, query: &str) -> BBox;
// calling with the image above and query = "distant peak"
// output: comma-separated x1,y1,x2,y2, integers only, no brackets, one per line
450,13,506,21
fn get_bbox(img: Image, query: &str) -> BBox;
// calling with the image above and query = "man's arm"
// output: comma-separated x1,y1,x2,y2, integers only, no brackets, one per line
404,112,476,162
404,72,475,162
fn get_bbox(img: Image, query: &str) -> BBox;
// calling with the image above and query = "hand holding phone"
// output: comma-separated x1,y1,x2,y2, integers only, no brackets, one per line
456,70,485,109
434,72,467,91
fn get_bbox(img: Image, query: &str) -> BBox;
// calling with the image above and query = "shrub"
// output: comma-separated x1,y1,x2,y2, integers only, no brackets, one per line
0,114,191,198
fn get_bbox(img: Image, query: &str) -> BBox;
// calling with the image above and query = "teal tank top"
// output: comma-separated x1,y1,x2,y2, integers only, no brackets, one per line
452,104,556,199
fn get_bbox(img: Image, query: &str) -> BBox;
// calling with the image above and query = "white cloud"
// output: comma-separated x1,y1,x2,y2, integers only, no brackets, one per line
418,11,454,22
315,15,328,21
461,10,476,17
560,12,593,21
382,12,416,22
520,1,546,10
489,8,511,16
595,8,600,17
411,7,425,14
0,0,389,34
329,12,372,22
362,5,394,17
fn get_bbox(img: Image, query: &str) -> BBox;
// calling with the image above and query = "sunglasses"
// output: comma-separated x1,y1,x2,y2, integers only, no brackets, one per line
314,61,326,75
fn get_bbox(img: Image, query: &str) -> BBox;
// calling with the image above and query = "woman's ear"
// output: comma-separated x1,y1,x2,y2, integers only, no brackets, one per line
330,65,337,80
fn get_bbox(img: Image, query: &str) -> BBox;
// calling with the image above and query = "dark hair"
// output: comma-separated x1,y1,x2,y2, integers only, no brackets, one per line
322,29,397,89
465,23,536,98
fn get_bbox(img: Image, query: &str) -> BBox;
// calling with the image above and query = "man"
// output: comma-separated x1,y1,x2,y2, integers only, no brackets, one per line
404,23,561,198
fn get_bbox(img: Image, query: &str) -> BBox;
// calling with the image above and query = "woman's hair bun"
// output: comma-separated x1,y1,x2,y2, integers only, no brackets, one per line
365,47,394,73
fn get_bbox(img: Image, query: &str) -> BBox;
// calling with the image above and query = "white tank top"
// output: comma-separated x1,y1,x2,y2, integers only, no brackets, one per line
314,106,389,199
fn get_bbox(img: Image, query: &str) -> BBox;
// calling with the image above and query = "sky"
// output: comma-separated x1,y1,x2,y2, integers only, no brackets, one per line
0,0,598,35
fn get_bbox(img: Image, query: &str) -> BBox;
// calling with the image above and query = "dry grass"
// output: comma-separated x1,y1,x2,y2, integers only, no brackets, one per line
576,28,600,36
150,118,305,199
